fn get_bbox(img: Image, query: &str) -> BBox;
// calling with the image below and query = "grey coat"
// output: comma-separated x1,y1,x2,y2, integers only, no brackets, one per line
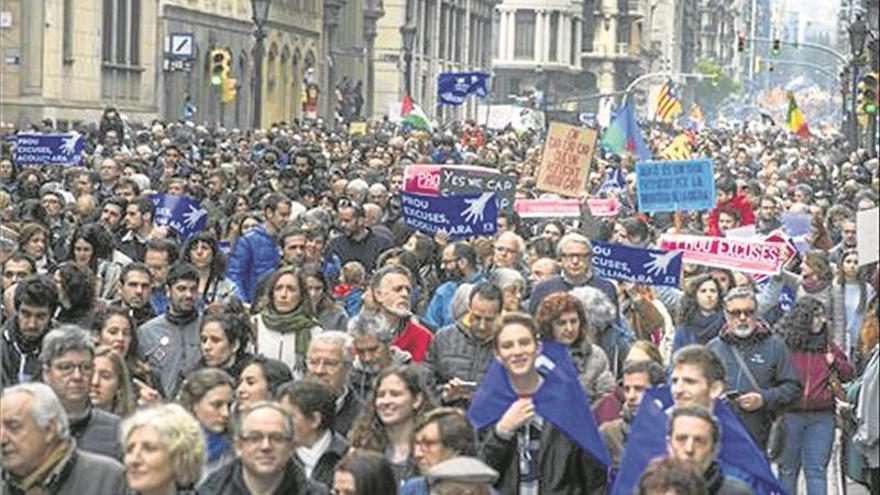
138,314,203,398
1,442,125,495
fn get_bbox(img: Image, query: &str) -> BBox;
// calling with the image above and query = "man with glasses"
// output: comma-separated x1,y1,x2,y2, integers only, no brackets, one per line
40,325,122,460
198,402,327,494
305,331,364,436
424,282,502,407
491,231,524,271
528,232,618,315
707,288,801,447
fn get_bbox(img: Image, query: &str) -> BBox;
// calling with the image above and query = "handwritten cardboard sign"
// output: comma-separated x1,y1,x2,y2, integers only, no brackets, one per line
536,122,597,198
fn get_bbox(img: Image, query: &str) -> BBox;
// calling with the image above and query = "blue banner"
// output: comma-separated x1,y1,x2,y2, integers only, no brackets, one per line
13,133,85,165
635,159,716,213
591,240,682,288
401,192,497,240
150,194,208,240
437,71,490,106
596,168,626,195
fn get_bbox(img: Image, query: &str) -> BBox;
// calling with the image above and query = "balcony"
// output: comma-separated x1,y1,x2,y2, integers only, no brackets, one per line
581,42,641,61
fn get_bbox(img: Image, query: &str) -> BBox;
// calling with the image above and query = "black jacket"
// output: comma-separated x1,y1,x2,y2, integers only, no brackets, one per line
294,431,348,488
0,317,48,388
481,423,606,495
333,387,363,437
197,458,328,495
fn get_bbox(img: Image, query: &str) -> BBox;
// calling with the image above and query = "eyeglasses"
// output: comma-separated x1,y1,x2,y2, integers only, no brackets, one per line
52,361,94,375
307,358,343,370
725,308,755,319
238,431,292,446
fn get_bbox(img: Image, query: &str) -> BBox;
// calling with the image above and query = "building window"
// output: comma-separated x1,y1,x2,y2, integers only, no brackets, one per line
548,12,559,62
492,11,500,60
514,10,535,59
571,18,578,65
102,0,141,66
439,5,447,60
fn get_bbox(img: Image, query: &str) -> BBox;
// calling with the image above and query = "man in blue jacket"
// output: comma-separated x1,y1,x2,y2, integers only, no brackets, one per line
226,193,290,303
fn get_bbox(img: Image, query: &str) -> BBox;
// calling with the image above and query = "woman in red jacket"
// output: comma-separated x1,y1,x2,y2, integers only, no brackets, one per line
776,295,854,495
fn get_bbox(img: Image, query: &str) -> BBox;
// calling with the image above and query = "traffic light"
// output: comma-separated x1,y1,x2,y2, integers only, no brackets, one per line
737,34,745,52
859,72,878,115
209,49,227,86
222,69,238,103
772,38,781,56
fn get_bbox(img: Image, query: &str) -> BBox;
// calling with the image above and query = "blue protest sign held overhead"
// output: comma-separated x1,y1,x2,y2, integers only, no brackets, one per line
591,240,682,288
437,71,491,106
150,194,208,240
13,133,85,165
635,158,715,213
402,192,497,240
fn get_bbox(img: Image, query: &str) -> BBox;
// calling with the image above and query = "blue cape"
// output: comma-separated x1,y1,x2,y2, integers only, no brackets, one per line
611,386,787,495
467,340,611,469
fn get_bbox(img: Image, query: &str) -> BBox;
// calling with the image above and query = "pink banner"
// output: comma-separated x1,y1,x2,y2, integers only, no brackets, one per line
514,198,581,218
403,165,442,195
659,234,785,275
586,197,621,217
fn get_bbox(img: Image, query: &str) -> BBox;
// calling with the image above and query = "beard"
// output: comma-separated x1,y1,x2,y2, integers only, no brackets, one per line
731,324,755,339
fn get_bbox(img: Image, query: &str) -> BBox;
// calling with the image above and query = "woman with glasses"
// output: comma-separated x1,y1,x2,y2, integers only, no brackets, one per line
176,368,235,474
776,295,854,495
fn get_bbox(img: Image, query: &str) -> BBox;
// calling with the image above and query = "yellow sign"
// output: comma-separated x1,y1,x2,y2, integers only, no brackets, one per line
349,122,367,135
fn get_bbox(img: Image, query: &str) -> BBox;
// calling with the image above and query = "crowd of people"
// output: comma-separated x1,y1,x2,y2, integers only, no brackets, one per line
0,108,878,495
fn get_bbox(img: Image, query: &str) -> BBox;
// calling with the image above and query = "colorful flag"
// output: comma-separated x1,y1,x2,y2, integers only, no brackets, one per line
659,134,694,160
468,341,612,469
600,102,652,161
786,92,812,138
400,94,433,132
611,386,788,495
437,71,491,106
654,81,683,123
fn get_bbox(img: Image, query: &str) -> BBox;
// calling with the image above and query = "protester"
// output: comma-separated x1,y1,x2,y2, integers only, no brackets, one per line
401,407,479,495
600,359,665,468
1,275,59,387
225,193,289,302
89,345,135,417
332,449,398,495
0,382,126,494
235,355,293,409
276,378,348,488
348,364,432,484
197,401,328,494
199,311,254,381
305,331,364,436
121,403,206,494
176,367,235,471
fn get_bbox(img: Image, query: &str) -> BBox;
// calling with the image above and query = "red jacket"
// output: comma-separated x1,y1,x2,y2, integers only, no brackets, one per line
788,343,854,412
708,193,755,236
392,318,433,362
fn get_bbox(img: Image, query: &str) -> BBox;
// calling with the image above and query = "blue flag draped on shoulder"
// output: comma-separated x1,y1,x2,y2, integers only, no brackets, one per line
437,71,491,106
612,386,787,495
467,341,611,469
150,194,208,240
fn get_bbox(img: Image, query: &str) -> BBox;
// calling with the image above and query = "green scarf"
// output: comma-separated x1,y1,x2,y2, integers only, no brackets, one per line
261,305,317,357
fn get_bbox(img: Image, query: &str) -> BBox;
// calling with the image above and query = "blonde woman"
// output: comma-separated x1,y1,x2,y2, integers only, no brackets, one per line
90,345,135,417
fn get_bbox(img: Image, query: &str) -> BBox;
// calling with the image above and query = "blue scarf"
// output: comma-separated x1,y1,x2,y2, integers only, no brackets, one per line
203,428,230,464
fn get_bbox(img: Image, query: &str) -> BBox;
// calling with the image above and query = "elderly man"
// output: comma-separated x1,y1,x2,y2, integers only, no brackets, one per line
491,231,526,272
40,326,122,460
707,288,801,447
368,265,433,362
1,383,125,494
1,275,58,387
666,406,753,495
347,310,414,402
423,282,502,407
305,331,364,436
277,379,348,488
528,232,618,314
198,402,328,494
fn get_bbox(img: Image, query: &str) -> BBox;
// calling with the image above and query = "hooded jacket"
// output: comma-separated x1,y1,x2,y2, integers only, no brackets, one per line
708,193,755,236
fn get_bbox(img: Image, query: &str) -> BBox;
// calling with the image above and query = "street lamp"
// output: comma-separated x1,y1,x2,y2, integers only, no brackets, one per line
400,21,417,97
251,0,271,130
847,13,868,150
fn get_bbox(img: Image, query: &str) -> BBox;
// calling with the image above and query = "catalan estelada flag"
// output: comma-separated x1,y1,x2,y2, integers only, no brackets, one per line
786,91,812,138
660,133,693,160
654,81,683,123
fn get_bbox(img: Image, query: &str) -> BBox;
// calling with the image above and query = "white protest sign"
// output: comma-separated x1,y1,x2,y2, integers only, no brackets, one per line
857,207,879,266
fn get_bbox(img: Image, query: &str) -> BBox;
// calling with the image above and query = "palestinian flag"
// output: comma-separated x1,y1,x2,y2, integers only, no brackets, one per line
786,92,812,138
400,94,433,132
